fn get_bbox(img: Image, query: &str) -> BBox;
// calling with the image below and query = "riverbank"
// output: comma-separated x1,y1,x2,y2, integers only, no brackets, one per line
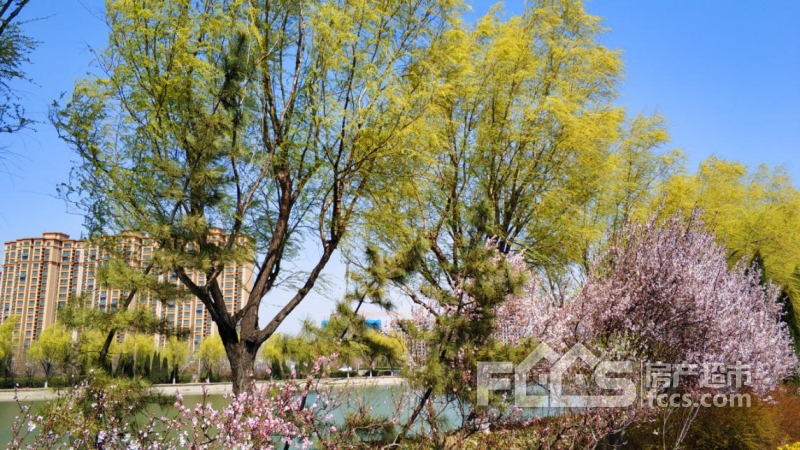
0,376,405,402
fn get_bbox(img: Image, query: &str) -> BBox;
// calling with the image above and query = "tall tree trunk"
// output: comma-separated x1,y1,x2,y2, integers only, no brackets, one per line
98,329,116,373
224,338,259,394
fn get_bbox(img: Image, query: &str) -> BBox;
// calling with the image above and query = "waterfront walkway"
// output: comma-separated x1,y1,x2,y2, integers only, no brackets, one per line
0,376,405,402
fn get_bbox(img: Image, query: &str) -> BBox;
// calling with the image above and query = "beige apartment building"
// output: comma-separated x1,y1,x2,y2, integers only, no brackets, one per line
0,231,254,353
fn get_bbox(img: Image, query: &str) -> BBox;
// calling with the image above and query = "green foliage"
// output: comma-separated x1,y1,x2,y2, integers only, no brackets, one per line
197,334,226,380
686,404,782,450
141,353,152,378
116,352,133,379
59,294,164,335
780,278,800,355
301,303,406,376
56,296,106,330
58,295,175,371
73,328,112,374
27,325,72,387
162,355,170,382
358,0,674,291
659,158,800,284
0,0,36,140
406,241,528,393
54,0,464,394
115,333,156,379
279,331,323,377
344,245,417,313
149,352,161,383
259,333,294,379
659,157,800,350
262,333,291,374
626,386,800,450
163,335,190,382
0,314,19,361
358,330,405,375
348,1,679,442
574,114,682,273
0,315,19,378
9,372,153,449
338,410,398,447
753,251,800,355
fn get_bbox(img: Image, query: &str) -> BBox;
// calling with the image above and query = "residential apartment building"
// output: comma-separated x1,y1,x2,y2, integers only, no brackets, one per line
0,231,254,353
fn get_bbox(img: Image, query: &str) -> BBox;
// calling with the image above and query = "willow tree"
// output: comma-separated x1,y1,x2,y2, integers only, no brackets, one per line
0,0,35,141
54,0,458,393
0,315,18,377
349,1,673,441
658,157,800,349
27,324,72,388
659,157,800,286
571,114,682,278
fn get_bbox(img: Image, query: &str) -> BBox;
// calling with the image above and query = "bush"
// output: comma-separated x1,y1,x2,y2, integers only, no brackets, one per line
8,372,151,449
625,385,800,449
8,356,343,449
0,376,73,389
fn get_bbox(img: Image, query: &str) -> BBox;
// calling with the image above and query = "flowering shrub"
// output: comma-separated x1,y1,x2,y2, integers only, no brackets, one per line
530,212,796,394
160,366,337,449
402,211,797,447
500,212,797,447
8,356,342,450
8,373,153,449
9,214,797,449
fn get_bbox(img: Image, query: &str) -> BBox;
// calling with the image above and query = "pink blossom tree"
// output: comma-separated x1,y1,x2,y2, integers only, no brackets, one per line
404,211,797,447
488,211,798,447
529,211,796,394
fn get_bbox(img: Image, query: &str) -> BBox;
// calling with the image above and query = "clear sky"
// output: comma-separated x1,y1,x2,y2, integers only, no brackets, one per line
1,1,798,333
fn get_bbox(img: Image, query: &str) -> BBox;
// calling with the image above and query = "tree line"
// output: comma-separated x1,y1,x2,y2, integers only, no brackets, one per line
2,0,800,448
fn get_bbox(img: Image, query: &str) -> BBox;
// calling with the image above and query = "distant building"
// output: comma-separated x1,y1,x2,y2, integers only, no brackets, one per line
0,231,253,353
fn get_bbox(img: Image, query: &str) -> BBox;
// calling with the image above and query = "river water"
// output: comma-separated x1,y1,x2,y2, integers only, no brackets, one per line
0,384,464,448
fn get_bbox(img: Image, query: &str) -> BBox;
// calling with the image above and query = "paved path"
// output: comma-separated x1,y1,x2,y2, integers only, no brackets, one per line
0,376,405,402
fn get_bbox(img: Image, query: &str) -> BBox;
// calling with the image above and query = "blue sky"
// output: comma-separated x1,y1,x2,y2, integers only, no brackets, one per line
1,1,798,333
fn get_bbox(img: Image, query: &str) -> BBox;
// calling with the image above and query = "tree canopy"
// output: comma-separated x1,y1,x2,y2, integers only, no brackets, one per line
0,314,18,362
27,324,72,387
658,157,800,347
350,1,674,439
0,0,35,141
197,334,226,380
49,0,798,413
54,0,462,393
